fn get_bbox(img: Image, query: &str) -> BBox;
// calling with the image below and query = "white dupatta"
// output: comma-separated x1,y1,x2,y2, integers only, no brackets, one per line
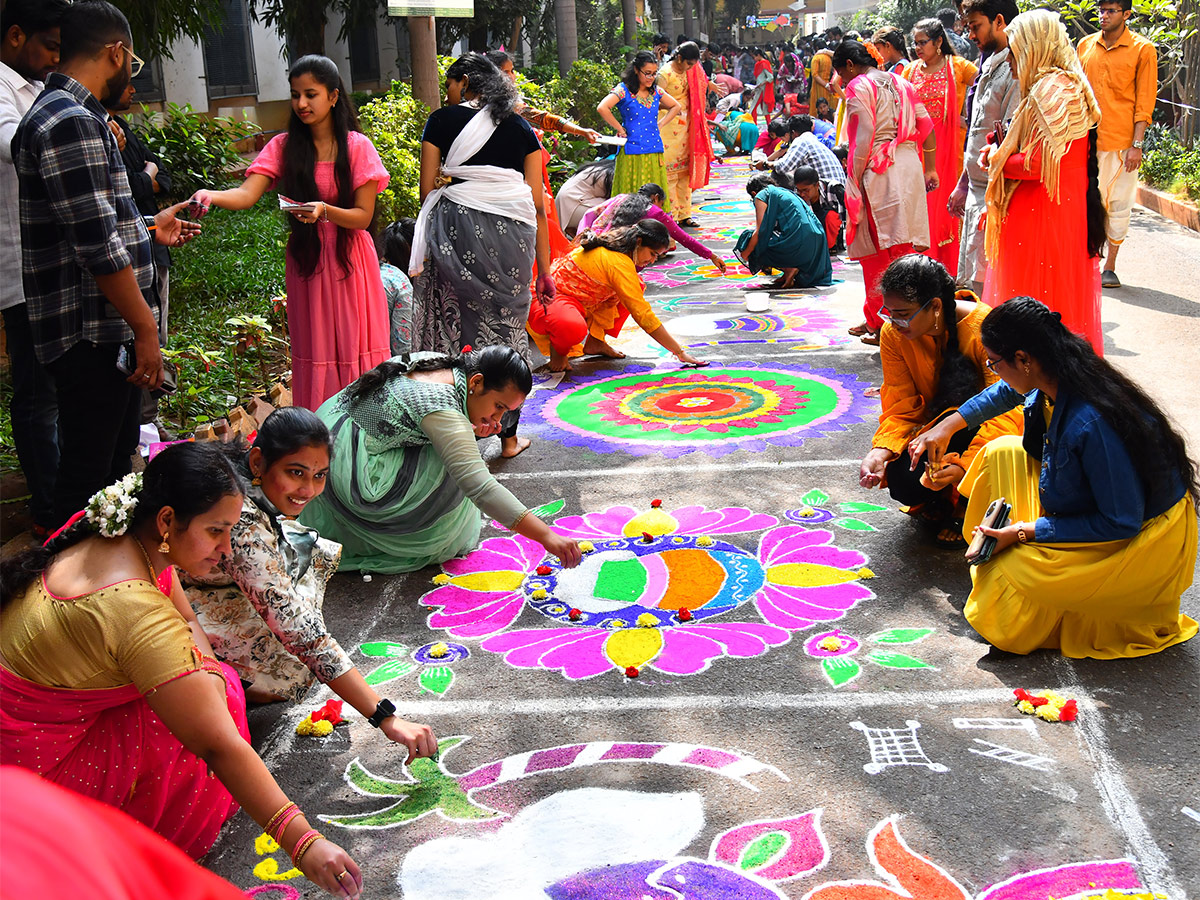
409,104,538,277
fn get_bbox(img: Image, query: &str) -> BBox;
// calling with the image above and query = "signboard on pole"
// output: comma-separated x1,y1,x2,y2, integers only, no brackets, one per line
387,0,473,17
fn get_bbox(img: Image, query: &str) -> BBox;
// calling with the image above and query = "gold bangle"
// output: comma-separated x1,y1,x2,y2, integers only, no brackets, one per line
264,801,297,836
292,832,324,867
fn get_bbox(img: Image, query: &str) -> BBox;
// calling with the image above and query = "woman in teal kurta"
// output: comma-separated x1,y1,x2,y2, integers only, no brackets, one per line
301,348,581,574
735,173,834,289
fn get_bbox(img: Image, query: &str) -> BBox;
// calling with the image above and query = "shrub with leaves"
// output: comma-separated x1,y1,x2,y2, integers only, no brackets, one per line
357,81,430,223
134,102,259,201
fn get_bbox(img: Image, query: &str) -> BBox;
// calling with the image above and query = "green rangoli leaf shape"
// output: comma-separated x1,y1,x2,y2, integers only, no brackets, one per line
359,641,409,658
821,657,862,686
837,501,888,513
865,652,934,669
869,628,934,645
739,831,789,871
419,666,455,695
364,658,417,685
835,517,876,531
800,489,830,506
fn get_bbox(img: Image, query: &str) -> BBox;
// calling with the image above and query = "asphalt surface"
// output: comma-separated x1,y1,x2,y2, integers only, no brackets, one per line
207,161,1200,900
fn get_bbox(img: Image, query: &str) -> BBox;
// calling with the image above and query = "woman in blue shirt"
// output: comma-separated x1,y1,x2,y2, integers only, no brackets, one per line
912,297,1197,658
598,51,682,214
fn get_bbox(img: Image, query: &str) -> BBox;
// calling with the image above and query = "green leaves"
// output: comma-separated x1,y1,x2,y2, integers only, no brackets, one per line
835,518,876,532
364,659,417,686
821,657,862,687
838,501,889,514
419,667,456,695
739,832,788,871
865,652,934,670
528,498,567,519
359,641,410,658
800,489,830,506
869,628,934,645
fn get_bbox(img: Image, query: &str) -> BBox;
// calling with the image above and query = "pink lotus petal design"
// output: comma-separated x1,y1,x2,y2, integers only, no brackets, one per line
420,505,875,680
711,808,830,882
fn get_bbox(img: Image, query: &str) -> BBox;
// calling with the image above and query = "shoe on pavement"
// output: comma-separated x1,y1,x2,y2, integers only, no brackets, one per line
1101,269,1121,288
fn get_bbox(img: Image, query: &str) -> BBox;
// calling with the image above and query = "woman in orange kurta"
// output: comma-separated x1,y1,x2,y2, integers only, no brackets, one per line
858,254,1022,544
527,220,706,372
902,20,978,277
982,9,1104,354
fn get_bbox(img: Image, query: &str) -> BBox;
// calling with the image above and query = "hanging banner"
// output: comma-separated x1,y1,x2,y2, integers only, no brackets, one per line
388,0,474,17
745,13,792,28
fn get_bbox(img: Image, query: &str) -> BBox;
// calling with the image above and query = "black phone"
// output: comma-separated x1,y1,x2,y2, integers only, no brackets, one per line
116,340,178,396
965,497,1011,566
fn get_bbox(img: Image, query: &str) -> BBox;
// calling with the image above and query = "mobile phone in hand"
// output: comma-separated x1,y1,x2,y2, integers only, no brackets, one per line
965,497,1011,565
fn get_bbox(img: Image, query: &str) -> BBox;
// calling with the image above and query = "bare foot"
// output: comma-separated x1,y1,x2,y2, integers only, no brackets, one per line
583,337,626,359
501,436,531,458
548,350,574,372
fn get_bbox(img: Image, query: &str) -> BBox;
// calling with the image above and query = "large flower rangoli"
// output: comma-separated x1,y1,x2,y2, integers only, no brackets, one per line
520,362,873,459
420,503,876,680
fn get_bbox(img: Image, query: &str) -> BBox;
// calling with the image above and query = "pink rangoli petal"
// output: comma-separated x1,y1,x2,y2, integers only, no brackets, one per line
651,629,728,675
680,622,791,657
550,506,638,539
442,537,530,575
773,544,869,570
758,526,837,566
765,580,874,611
754,591,817,629
428,594,525,638
669,505,779,535
418,584,510,615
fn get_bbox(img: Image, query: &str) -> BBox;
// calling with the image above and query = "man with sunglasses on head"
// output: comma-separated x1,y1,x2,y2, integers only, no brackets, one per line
1077,0,1157,289
12,0,200,529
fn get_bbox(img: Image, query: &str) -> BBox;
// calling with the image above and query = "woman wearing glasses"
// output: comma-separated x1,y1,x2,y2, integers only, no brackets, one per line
910,297,1196,658
527,220,706,372
598,51,682,213
900,18,977,277
858,254,1022,546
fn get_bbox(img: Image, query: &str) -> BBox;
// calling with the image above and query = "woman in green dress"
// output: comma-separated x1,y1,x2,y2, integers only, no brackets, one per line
302,347,582,574
735,173,834,289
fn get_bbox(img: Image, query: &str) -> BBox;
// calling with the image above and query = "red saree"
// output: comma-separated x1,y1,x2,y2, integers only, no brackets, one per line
0,659,250,860
686,64,716,190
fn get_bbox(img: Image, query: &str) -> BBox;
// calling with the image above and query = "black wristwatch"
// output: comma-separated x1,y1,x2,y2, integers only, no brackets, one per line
367,699,396,728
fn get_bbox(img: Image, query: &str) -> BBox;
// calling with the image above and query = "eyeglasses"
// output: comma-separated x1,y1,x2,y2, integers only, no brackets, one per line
639,69,658,79
984,357,1002,374
1097,7,1126,15
913,38,931,47
105,41,144,78
878,298,931,329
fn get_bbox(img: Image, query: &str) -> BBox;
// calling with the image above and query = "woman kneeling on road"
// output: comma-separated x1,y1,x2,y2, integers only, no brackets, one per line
911,297,1198,658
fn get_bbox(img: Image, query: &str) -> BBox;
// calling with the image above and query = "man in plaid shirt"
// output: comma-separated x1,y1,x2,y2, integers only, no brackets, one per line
12,0,199,528
770,115,846,186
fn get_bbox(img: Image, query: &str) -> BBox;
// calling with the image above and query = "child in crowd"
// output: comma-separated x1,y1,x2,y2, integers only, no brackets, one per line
376,220,416,356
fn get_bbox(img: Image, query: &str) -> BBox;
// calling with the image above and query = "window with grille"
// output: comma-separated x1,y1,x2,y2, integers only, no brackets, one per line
203,0,258,99
349,16,381,84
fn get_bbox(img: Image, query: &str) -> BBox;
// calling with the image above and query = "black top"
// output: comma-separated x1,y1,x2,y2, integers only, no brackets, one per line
421,105,541,172
111,113,173,269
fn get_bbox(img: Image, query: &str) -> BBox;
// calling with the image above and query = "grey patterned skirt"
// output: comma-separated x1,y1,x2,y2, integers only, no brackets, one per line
411,199,537,359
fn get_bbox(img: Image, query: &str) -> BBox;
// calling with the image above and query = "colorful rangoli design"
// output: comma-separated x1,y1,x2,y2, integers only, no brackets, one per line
420,502,875,680
642,257,756,287
697,198,756,216
520,362,873,459
802,627,936,687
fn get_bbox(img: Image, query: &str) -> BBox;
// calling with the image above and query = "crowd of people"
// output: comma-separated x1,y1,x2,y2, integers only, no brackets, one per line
0,0,1194,895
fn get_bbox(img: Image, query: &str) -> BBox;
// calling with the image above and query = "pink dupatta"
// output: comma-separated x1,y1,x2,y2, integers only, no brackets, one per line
687,64,716,189
844,70,929,247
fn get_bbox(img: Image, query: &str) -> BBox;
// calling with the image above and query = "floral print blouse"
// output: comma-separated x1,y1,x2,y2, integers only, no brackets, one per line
183,486,351,701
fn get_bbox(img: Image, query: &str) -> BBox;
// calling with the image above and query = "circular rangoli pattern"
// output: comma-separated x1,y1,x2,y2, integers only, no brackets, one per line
522,361,874,458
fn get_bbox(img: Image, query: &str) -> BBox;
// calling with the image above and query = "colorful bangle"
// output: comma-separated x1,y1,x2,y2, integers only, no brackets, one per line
264,801,297,837
271,806,303,843
291,829,324,867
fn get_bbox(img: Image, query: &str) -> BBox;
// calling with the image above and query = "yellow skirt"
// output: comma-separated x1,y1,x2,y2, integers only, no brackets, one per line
959,435,1198,658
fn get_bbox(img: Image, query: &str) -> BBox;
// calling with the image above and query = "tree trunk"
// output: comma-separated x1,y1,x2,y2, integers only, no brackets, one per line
659,0,675,40
409,16,441,111
510,16,524,55
681,0,695,40
621,0,638,52
1181,0,1199,143
555,0,579,75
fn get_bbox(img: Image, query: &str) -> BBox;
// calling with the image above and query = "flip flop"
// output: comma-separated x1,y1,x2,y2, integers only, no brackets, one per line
847,323,871,336
678,218,701,228
860,333,880,346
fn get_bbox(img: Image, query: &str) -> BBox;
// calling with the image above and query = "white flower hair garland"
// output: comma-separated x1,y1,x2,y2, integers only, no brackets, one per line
84,472,143,538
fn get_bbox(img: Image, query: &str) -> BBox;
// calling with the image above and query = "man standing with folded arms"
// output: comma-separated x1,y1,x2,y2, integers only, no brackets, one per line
13,0,198,528
1077,0,1157,289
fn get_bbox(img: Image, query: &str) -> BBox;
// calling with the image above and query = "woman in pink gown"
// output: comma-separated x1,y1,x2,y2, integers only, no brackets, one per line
982,10,1104,353
190,55,391,410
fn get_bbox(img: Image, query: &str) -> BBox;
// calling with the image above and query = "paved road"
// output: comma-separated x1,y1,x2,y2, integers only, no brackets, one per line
210,164,1200,900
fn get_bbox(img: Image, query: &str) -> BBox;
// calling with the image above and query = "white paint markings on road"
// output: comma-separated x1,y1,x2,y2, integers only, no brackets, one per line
952,716,1039,736
1182,806,1200,825
968,739,1056,772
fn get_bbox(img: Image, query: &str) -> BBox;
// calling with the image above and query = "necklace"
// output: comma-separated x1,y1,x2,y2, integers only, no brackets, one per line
131,535,158,584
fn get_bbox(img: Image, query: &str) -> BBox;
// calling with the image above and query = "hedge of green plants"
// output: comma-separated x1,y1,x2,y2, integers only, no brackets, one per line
1141,124,1200,203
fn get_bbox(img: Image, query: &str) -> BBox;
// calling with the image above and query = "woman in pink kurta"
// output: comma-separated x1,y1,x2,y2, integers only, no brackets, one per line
190,55,391,410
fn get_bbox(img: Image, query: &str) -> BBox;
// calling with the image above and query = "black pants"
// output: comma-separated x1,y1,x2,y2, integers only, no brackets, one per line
884,425,977,507
45,341,141,529
2,305,60,530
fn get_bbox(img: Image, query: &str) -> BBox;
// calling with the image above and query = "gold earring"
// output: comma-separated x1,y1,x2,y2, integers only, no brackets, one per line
251,471,262,486
159,533,171,554
1024,364,1031,375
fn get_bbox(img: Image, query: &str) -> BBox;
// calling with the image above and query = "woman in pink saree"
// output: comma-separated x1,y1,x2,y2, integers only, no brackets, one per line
835,40,938,344
0,444,364,898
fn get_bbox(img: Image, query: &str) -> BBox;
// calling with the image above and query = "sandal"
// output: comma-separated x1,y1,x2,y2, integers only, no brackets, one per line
935,520,966,549
860,333,880,346
847,322,871,337
678,217,701,228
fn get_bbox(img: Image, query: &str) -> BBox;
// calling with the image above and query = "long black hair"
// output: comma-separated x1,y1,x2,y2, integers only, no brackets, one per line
572,158,617,196
580,218,670,256
346,346,533,405
879,255,983,417
623,51,659,95
281,55,359,280
0,443,244,604
832,40,879,72
981,297,1198,505
376,218,416,270
251,407,332,470
446,53,517,123
1085,129,1107,259
912,17,957,57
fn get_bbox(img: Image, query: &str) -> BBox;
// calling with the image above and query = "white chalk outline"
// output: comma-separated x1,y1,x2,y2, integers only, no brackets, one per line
850,719,949,775
968,739,1056,772
952,716,1039,736
1182,806,1200,825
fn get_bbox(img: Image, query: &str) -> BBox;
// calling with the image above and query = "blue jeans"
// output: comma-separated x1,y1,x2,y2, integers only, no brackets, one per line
2,305,59,530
